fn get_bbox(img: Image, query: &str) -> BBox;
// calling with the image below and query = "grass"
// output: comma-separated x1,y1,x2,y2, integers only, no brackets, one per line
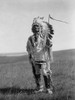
0,49,75,100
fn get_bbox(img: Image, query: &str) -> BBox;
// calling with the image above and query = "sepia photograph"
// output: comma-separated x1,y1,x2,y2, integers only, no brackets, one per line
0,0,75,100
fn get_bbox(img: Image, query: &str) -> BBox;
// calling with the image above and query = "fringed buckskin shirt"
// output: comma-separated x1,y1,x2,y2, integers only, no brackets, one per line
26,35,53,64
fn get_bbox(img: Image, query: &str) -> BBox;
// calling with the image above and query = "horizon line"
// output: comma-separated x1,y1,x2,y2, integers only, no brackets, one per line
0,48,75,57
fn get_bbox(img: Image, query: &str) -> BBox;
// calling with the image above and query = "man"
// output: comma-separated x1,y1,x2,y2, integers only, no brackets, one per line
26,17,54,94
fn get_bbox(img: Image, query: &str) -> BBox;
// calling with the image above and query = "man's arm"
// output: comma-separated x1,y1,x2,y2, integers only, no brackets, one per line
26,39,31,54
46,38,53,63
26,37,36,65
48,47,53,63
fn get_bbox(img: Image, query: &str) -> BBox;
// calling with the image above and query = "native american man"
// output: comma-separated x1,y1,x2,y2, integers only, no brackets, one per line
26,17,54,94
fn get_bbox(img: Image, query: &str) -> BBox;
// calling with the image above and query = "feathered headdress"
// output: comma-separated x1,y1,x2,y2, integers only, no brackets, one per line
31,16,54,40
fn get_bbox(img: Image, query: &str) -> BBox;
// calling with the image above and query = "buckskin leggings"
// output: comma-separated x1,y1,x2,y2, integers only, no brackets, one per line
31,62,52,88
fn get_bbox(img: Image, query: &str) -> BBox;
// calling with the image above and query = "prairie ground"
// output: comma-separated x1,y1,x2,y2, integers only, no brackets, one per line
0,49,75,100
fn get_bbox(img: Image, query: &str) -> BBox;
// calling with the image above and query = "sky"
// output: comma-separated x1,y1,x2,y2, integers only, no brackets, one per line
0,0,75,53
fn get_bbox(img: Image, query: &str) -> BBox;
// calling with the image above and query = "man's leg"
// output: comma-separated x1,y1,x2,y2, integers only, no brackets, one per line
42,63,53,94
31,63,43,91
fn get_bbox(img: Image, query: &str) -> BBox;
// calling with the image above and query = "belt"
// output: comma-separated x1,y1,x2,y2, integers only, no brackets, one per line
35,61,46,64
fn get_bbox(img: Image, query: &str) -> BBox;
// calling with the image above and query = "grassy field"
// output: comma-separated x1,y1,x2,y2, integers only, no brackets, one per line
0,49,75,100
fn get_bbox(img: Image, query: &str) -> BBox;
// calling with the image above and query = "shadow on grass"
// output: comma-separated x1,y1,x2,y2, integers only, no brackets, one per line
0,87,74,100
0,85,55,95
0,87,35,95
